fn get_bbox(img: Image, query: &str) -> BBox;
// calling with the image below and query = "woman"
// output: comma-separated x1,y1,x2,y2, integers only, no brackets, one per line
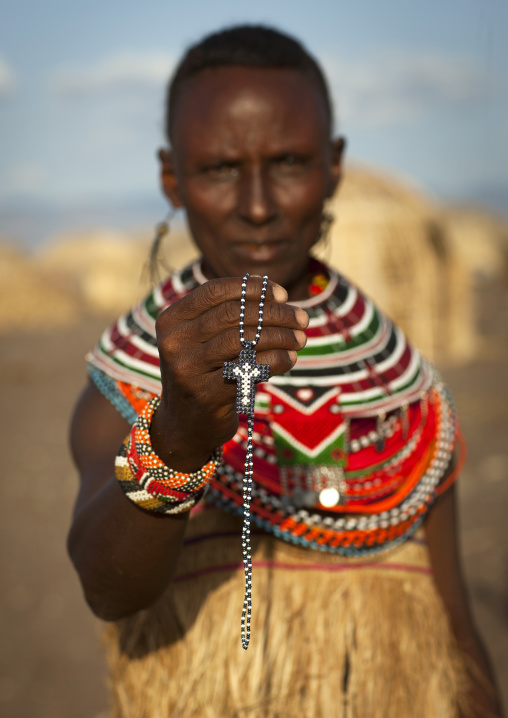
68,25,502,717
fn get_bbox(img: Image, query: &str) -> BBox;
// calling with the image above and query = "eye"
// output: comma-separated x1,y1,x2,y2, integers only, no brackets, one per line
272,154,306,175
203,162,240,180
278,154,300,166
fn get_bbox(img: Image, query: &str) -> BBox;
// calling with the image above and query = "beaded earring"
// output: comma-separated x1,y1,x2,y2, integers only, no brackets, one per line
317,200,335,246
146,210,175,284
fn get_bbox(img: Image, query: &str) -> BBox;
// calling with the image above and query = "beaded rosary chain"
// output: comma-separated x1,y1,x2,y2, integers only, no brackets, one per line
240,273,267,349
241,412,255,649
223,272,269,650
240,273,267,650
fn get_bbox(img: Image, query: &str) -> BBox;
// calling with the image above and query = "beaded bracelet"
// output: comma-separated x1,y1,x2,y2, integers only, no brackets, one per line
115,395,222,515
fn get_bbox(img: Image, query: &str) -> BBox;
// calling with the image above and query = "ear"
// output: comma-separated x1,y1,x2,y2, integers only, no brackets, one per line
327,136,346,198
158,148,184,208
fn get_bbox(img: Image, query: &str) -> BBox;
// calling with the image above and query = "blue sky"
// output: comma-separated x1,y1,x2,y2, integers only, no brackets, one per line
1,0,507,243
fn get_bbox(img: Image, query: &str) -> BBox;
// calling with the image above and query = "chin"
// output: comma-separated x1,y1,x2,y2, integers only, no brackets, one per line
202,253,311,295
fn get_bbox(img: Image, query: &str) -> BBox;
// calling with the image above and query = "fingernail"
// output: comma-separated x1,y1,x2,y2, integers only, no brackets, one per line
296,309,309,328
288,350,298,364
294,330,307,348
272,284,288,303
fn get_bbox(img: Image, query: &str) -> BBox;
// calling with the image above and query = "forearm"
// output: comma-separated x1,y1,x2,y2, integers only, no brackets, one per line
425,485,504,717
455,627,504,718
68,474,189,621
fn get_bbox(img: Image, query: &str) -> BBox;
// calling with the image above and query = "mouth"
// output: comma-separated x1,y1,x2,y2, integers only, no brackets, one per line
232,239,288,263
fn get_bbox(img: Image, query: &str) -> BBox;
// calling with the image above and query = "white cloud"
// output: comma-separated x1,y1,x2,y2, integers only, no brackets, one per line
50,52,175,96
0,56,15,96
324,50,493,128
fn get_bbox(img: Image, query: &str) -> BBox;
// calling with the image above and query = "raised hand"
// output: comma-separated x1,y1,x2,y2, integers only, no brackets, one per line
150,276,309,472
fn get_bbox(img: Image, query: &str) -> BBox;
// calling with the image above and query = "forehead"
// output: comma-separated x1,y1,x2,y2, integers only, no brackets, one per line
170,66,330,155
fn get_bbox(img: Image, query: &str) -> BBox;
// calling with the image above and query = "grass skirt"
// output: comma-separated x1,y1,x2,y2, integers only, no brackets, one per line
103,505,468,717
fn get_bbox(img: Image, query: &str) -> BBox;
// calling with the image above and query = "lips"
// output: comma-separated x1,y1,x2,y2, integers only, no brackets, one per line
232,239,288,263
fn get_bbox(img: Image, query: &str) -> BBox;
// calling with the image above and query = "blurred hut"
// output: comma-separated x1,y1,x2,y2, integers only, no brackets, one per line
38,228,198,314
314,165,494,364
0,242,82,332
440,206,508,283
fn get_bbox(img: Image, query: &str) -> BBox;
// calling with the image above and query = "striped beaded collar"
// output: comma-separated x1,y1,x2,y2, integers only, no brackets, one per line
87,258,460,557
87,257,430,416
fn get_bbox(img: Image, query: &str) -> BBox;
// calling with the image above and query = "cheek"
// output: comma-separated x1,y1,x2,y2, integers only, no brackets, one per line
276,181,326,229
276,168,328,208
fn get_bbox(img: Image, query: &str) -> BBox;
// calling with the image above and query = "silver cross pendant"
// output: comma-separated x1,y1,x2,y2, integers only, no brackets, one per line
223,348,270,415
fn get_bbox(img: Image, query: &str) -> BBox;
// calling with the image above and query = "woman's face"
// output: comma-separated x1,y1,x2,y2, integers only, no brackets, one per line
161,66,344,300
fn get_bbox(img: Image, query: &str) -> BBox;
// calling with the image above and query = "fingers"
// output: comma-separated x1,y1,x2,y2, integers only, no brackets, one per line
156,278,309,349
233,347,299,377
193,298,308,343
199,324,306,371
162,276,289,324
158,318,306,396
155,276,309,392
255,348,298,377
208,348,297,385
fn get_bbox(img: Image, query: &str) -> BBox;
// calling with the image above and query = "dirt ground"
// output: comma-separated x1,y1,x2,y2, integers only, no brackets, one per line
0,282,507,718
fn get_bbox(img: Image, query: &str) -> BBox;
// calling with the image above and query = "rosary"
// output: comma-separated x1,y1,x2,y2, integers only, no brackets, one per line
223,273,269,650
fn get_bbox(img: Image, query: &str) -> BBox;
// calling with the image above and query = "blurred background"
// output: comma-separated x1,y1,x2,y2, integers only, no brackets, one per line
0,1,507,716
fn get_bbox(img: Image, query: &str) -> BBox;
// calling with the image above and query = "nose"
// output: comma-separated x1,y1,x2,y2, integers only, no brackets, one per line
237,166,276,225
